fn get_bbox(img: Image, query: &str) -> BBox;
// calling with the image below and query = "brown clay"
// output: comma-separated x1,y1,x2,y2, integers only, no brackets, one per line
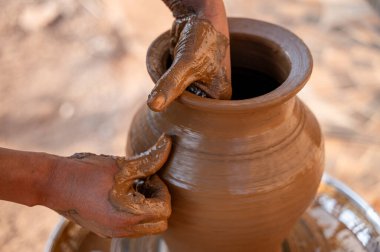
127,18,324,251
108,134,172,236
147,16,231,111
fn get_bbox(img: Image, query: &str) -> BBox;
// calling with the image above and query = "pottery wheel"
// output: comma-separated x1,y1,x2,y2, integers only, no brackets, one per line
285,175,380,252
46,175,380,252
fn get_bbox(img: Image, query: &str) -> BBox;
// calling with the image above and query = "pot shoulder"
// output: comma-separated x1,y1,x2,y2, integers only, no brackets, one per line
127,98,324,193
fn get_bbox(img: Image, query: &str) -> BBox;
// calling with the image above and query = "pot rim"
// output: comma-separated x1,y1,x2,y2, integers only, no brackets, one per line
146,17,313,112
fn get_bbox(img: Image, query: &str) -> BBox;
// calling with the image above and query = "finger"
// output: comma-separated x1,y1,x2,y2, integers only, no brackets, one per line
137,175,171,218
116,134,172,180
131,220,168,236
170,18,188,54
110,175,171,217
202,67,232,99
132,175,171,217
147,59,198,112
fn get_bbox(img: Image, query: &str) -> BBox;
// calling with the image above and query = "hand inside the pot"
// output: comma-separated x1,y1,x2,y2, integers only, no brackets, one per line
50,134,172,238
148,0,232,112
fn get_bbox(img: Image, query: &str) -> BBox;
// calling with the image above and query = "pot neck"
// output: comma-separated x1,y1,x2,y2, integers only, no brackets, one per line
150,97,299,137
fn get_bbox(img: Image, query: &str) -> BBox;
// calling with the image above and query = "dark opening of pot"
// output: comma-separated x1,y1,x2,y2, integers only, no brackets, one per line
229,34,291,100
230,67,280,100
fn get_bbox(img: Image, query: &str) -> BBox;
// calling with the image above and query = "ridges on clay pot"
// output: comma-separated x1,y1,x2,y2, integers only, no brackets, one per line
126,18,324,252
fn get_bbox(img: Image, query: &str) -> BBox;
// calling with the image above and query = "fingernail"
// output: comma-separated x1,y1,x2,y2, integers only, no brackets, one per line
148,92,166,112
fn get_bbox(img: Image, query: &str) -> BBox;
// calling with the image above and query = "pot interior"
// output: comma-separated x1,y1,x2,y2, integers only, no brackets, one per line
163,33,291,100
229,34,291,100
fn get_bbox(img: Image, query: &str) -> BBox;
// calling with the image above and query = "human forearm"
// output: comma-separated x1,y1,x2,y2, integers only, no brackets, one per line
0,148,60,207
162,0,229,36
0,135,172,237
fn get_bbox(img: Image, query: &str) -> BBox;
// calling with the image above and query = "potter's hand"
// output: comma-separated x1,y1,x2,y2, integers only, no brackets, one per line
48,135,172,238
148,0,232,112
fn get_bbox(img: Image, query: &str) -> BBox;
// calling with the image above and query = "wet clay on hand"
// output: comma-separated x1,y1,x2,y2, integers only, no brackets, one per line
147,15,232,112
109,134,172,235
55,135,172,238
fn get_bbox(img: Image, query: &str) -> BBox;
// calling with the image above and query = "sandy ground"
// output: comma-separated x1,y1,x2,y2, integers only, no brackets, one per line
0,0,379,251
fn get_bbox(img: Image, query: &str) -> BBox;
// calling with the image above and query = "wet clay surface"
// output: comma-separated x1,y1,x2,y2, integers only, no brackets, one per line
109,135,172,236
127,18,323,252
128,99,324,252
147,16,231,111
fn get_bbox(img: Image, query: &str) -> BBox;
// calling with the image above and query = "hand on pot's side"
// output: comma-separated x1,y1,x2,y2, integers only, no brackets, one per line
46,135,172,238
148,0,232,112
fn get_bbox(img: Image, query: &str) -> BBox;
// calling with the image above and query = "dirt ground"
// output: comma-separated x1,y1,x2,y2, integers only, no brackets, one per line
0,0,379,251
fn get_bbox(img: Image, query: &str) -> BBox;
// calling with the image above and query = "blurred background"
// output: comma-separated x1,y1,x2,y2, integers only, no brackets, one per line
0,0,379,251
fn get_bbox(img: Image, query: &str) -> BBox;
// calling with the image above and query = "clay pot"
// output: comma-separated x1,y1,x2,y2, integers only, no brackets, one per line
126,18,324,252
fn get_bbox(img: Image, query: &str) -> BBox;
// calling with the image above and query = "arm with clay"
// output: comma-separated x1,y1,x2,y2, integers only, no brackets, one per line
148,0,232,111
0,135,172,238
0,0,231,239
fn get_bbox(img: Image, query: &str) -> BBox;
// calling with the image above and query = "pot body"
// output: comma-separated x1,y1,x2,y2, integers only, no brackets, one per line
127,18,324,252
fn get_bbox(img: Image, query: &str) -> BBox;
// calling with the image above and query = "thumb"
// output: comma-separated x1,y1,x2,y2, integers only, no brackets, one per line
116,134,172,180
147,60,197,112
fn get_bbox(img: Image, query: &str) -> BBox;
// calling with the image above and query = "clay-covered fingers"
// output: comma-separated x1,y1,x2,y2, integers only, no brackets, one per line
148,60,198,112
110,173,171,216
109,134,172,216
133,175,171,218
116,134,172,180
147,17,231,112
129,175,171,235
107,176,170,237
170,18,187,55
148,18,200,112
131,220,168,237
